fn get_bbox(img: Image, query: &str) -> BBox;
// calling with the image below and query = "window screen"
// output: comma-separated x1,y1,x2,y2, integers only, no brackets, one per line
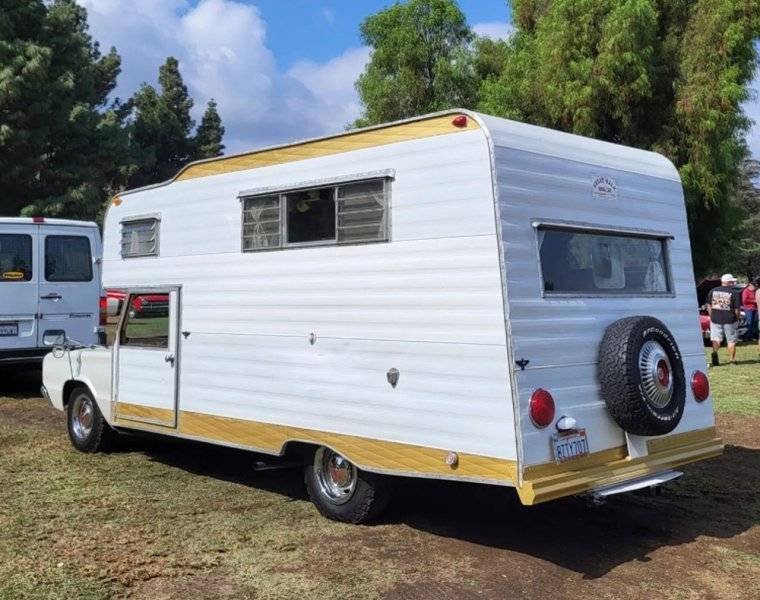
241,178,388,252
45,236,93,282
121,219,159,258
0,234,33,282
538,228,670,295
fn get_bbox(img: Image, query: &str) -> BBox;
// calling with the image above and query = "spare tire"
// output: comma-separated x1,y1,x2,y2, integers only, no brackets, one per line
598,316,685,436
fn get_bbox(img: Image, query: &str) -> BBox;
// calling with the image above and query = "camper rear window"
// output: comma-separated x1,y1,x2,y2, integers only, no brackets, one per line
242,179,388,252
0,234,33,282
121,219,159,258
538,228,671,295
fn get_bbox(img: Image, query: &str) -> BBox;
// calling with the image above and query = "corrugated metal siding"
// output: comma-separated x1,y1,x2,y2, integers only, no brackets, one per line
481,114,713,468
103,130,516,460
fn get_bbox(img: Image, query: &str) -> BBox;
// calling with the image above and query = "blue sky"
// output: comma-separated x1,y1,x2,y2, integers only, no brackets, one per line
78,1,757,158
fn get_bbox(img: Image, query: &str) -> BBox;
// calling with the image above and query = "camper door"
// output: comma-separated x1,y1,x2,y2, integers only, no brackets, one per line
114,287,180,428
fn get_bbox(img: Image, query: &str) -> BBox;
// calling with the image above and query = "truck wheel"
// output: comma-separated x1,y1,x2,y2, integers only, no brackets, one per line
304,447,392,523
67,386,116,453
598,316,686,436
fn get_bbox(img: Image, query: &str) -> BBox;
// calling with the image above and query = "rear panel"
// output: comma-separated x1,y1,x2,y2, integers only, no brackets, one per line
481,115,714,474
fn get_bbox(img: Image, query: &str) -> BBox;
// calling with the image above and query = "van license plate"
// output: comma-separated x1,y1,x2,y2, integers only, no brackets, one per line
0,322,19,336
552,430,590,463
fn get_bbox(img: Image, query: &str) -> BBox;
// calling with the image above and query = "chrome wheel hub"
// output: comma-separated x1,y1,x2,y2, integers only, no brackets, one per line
639,340,674,408
314,447,357,505
71,394,94,440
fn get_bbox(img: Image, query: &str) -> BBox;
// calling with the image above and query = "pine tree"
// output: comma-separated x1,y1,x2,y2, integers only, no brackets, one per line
128,56,195,187
1,0,131,219
195,100,225,158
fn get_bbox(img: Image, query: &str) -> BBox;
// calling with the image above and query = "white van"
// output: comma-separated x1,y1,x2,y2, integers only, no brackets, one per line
41,111,722,523
0,218,103,367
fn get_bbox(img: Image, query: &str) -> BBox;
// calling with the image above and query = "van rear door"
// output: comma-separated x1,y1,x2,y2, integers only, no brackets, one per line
37,226,100,347
0,224,39,352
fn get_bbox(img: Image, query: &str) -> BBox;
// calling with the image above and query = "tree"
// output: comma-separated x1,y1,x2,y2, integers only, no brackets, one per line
727,158,760,280
195,99,225,158
354,0,478,127
128,57,196,187
479,0,760,276
1,0,131,219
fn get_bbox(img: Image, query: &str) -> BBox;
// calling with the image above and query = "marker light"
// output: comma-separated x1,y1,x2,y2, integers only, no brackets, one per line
530,388,556,428
452,115,468,128
32,216,45,223
691,371,710,402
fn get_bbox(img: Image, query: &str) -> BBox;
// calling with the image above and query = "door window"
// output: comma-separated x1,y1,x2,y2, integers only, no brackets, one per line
0,234,33,282
45,235,93,282
119,293,170,348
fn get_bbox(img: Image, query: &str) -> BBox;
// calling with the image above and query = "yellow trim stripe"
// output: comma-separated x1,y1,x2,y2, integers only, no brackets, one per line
173,114,479,182
113,403,516,484
112,403,722,504
519,427,723,505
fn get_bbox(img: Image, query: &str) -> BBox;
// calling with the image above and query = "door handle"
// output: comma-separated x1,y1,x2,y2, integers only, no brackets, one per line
164,353,175,366
41,293,62,300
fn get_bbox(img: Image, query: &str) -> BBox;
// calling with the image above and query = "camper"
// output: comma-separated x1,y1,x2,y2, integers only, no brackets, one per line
41,111,722,523
1,218,103,367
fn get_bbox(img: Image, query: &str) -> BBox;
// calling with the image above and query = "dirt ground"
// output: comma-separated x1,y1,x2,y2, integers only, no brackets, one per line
1,368,758,600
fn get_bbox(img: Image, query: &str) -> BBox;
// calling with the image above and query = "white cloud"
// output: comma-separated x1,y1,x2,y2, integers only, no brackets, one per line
78,0,368,153
472,21,514,41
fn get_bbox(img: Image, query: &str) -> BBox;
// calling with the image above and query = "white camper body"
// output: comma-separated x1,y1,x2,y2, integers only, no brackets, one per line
0,218,102,366
42,111,722,514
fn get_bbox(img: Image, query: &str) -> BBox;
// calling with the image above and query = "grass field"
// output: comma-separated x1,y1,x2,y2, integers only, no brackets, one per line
707,343,760,416
0,355,758,599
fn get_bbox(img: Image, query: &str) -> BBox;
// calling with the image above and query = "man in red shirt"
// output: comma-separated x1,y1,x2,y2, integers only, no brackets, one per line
743,280,758,342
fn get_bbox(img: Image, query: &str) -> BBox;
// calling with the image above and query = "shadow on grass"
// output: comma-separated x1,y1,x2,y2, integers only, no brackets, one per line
115,431,760,580
0,367,42,399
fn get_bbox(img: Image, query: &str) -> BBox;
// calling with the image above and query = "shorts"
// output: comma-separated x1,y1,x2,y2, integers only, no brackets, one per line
710,321,739,344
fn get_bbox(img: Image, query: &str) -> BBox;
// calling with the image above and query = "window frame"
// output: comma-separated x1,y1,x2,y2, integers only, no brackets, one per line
120,215,161,259
533,221,675,299
44,235,93,283
241,176,391,253
0,233,33,283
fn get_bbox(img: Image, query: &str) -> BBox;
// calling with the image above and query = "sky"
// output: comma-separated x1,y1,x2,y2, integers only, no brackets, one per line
77,0,758,159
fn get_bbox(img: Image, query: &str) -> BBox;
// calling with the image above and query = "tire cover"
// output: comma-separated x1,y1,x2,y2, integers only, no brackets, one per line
598,316,686,436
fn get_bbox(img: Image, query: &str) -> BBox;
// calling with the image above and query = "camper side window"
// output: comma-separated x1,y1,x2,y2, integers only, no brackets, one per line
121,219,159,258
538,227,671,295
242,179,388,252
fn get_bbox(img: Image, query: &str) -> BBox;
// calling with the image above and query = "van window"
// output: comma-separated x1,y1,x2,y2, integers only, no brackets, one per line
121,219,159,258
120,293,169,348
45,236,93,282
242,178,388,252
0,234,33,282
538,227,670,295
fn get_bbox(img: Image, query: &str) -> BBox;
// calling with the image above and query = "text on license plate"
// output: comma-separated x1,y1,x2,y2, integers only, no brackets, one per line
0,323,19,336
552,430,590,463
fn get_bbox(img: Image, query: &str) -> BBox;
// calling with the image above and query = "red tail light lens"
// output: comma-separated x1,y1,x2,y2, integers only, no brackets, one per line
691,371,710,402
529,388,556,428
99,296,108,326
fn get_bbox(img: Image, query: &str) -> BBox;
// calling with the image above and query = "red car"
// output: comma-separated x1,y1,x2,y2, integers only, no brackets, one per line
105,290,169,319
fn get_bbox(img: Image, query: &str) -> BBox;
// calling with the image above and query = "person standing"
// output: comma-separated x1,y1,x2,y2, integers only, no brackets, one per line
756,279,760,359
707,274,741,366
741,280,758,342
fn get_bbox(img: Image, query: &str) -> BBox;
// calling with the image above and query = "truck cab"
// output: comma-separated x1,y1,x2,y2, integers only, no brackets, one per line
0,218,103,367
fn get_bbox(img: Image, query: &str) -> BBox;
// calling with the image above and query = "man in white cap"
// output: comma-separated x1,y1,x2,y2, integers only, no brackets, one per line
707,274,741,366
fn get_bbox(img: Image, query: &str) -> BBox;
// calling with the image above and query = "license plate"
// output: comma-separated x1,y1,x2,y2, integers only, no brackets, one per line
0,322,19,337
552,429,590,463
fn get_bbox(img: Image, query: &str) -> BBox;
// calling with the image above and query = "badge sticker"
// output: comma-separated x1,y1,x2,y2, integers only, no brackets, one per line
592,175,618,201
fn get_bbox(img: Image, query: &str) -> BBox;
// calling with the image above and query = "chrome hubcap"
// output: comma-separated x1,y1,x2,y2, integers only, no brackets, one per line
314,447,357,505
71,394,94,440
639,340,674,408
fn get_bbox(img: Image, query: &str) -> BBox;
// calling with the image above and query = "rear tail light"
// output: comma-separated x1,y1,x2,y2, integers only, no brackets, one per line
99,296,108,326
529,388,556,428
691,371,710,402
